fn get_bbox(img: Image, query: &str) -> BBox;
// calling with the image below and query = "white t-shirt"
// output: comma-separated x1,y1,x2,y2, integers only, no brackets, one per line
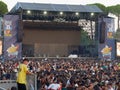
48,83,60,90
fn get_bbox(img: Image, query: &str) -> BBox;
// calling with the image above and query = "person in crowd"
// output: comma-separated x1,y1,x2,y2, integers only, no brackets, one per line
16,59,34,90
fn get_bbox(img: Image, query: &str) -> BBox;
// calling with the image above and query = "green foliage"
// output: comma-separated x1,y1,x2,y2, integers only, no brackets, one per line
114,28,120,40
88,3,107,14
80,30,93,45
0,1,8,15
107,4,120,16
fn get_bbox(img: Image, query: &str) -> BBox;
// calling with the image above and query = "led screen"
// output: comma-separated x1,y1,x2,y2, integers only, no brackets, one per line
116,42,120,56
0,40,2,55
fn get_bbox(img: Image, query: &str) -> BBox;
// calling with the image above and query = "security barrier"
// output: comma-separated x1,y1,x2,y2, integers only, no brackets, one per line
0,87,7,90
0,80,16,90
0,75,37,90
27,75,37,90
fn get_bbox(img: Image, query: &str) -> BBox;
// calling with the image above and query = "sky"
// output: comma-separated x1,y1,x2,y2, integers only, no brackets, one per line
2,0,120,11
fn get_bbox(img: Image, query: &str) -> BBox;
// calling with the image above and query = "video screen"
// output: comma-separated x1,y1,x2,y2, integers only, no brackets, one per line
116,42,120,56
0,40,2,55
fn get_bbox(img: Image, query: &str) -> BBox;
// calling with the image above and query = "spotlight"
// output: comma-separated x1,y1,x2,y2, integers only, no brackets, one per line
75,12,79,16
91,13,94,17
43,11,47,15
27,10,31,14
60,12,63,15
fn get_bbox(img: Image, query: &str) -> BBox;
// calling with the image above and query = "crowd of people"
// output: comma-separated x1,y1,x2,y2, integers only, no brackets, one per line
1,58,120,90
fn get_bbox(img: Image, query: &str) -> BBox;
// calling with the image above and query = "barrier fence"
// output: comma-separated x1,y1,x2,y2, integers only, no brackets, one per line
24,56,97,60
0,75,37,90
27,75,37,90
0,80,16,90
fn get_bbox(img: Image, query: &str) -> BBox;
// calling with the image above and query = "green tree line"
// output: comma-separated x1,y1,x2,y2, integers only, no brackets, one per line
0,1,8,15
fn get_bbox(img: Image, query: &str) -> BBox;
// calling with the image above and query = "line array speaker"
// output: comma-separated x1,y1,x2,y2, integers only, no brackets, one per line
99,21,106,43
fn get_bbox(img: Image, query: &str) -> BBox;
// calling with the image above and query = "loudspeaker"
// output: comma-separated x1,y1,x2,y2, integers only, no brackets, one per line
17,20,23,42
99,21,106,43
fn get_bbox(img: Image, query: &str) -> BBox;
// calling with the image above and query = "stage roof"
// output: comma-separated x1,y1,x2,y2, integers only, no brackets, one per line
8,2,103,21
10,2,103,13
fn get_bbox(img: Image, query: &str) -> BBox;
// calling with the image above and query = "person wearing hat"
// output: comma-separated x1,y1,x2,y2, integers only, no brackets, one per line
17,59,34,90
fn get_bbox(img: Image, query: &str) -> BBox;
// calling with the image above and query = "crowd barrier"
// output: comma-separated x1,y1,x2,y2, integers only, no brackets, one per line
0,80,16,90
27,75,37,90
0,75,37,90
24,56,97,60
0,87,6,90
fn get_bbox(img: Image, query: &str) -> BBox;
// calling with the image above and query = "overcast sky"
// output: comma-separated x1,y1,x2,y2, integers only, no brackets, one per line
2,0,120,11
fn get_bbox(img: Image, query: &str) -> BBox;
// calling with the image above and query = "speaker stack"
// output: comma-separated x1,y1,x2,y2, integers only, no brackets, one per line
99,21,106,43
17,19,23,42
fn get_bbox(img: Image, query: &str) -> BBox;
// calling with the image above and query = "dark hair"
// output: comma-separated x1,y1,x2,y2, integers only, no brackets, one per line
23,58,29,62
11,86,17,90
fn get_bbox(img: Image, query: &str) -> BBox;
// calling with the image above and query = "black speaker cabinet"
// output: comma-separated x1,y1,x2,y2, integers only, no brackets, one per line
99,21,106,43
17,20,23,42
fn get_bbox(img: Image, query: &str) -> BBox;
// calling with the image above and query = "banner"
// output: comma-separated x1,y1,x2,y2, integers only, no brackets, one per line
98,17,115,60
0,17,2,36
3,15,22,60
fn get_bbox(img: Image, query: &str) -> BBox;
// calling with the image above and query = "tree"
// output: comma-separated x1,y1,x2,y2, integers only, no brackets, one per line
80,30,91,46
114,28,120,40
0,1,8,15
80,29,96,56
107,5,120,29
88,3,107,14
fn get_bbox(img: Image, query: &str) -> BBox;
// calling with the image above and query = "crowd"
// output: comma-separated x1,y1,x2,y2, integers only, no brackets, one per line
1,58,120,90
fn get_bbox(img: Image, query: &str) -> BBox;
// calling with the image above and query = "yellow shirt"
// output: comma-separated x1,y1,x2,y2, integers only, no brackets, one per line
17,64,28,84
